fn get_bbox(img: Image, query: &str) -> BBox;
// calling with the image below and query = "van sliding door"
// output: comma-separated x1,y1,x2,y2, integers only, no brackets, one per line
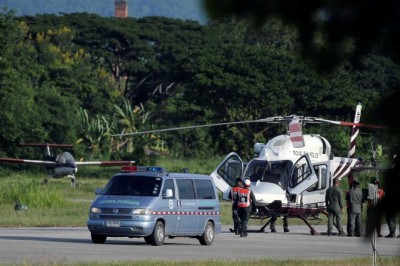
176,179,198,235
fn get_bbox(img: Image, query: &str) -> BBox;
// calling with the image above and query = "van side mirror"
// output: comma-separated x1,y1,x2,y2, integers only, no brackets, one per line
164,188,173,198
95,188,102,195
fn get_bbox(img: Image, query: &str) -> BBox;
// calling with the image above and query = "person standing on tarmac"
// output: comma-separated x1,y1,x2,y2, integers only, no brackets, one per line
348,180,363,237
228,178,243,235
345,182,353,236
235,178,256,238
325,178,345,236
367,178,385,237
270,216,289,233
385,212,398,238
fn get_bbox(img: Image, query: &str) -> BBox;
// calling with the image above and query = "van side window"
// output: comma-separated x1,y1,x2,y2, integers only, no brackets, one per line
162,179,175,199
194,179,216,199
176,179,196,199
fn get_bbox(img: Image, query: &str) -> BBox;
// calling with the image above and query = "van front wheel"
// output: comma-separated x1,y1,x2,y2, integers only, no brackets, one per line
149,221,165,246
91,233,107,244
199,221,214,245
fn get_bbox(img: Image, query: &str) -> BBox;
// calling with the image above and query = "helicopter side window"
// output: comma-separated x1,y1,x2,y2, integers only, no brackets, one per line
290,158,312,188
244,160,268,182
306,164,328,191
217,159,242,187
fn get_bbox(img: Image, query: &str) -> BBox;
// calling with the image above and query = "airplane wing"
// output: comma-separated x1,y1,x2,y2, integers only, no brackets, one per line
0,158,58,166
75,161,135,166
0,158,134,167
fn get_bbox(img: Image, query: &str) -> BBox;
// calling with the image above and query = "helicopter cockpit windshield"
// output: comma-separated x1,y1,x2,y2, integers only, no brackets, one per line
244,159,293,189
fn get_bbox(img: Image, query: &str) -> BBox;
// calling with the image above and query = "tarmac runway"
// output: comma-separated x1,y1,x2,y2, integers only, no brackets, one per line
0,225,399,264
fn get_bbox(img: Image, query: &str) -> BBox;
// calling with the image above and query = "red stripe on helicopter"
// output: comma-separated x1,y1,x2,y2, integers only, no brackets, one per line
280,205,324,217
333,158,358,179
338,121,386,129
289,119,305,148
333,157,345,177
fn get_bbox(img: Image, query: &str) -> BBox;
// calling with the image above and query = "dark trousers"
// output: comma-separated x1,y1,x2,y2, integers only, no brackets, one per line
238,207,251,234
346,207,351,235
386,213,397,234
270,216,289,230
327,208,344,234
232,206,240,232
348,212,363,236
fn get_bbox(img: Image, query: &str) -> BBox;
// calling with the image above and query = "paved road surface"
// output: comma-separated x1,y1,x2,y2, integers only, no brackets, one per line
0,225,399,264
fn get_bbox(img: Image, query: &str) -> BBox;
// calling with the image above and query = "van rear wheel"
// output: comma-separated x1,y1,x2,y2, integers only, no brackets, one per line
91,233,107,244
199,221,214,245
148,221,165,246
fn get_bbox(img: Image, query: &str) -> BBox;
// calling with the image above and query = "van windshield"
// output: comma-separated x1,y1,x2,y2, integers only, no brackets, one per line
102,175,162,196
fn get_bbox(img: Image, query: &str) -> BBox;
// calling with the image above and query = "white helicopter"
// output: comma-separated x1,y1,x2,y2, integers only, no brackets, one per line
113,103,386,234
0,143,135,186
210,103,388,234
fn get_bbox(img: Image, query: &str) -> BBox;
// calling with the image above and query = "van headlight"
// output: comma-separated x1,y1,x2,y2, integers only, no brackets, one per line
90,207,102,214
132,208,151,215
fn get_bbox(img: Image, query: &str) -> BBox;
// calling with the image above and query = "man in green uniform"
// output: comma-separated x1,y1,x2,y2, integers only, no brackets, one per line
325,178,345,236
348,180,363,237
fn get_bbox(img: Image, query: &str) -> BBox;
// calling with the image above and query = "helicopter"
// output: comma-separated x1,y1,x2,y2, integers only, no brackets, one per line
210,103,388,234
0,143,135,186
112,103,386,234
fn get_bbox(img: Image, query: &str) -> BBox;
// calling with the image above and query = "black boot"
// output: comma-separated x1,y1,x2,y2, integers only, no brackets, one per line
385,232,395,238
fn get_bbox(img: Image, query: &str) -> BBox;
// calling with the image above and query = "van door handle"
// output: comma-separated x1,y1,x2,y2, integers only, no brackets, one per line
198,206,215,210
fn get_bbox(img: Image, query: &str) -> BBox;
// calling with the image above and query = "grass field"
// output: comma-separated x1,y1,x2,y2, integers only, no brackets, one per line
0,170,329,228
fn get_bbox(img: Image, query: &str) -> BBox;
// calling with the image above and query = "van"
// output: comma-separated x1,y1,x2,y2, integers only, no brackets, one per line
87,166,221,246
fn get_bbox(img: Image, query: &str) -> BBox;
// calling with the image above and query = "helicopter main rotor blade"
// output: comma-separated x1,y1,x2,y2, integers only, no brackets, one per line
18,143,74,148
310,118,386,129
112,118,279,137
112,115,386,138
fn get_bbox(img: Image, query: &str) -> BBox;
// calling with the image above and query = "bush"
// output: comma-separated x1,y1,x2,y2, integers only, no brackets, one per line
0,176,65,208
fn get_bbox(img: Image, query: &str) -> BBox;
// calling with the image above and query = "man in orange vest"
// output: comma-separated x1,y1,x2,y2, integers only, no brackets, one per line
235,178,256,237
229,178,243,235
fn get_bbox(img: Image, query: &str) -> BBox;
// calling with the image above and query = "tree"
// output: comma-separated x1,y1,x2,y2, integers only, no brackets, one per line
0,13,44,156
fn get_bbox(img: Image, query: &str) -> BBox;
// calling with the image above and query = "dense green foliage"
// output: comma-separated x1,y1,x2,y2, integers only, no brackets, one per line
0,11,398,166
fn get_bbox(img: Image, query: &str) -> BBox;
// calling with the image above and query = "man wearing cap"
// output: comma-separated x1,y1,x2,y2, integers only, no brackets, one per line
348,180,363,237
229,178,243,235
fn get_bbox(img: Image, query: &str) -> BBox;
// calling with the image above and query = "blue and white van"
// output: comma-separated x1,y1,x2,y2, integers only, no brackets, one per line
87,166,221,246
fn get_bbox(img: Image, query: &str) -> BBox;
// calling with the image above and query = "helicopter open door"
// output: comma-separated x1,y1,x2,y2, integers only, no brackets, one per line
287,154,318,204
210,152,244,200
300,162,331,206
